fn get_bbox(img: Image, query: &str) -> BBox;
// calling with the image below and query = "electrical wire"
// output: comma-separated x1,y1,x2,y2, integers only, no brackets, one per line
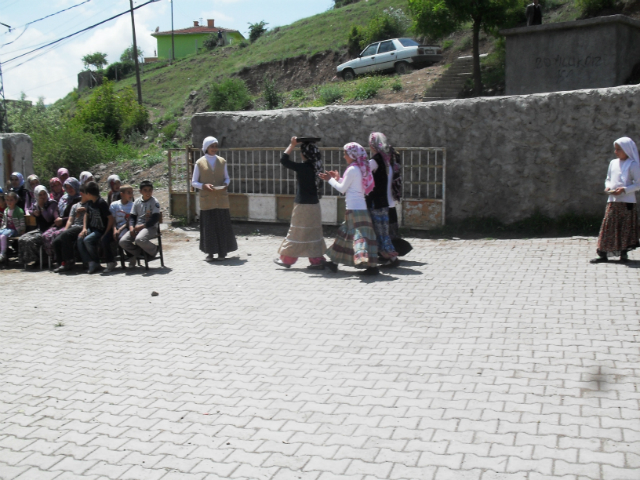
2,0,159,67
2,0,93,37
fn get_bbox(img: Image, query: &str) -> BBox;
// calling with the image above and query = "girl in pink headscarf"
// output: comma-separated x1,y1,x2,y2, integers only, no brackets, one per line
57,168,70,184
49,177,64,202
591,137,640,264
319,142,379,275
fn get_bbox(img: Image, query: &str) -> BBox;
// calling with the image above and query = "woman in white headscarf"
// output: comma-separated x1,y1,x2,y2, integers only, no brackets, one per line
191,136,237,261
18,185,59,266
106,174,122,204
79,171,94,185
591,137,640,264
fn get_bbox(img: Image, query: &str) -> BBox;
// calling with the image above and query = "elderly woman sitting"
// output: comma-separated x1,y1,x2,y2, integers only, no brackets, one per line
18,185,58,267
42,178,82,263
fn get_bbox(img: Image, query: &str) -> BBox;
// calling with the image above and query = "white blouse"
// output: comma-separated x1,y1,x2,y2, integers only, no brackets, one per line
605,158,640,203
328,165,367,210
191,155,230,190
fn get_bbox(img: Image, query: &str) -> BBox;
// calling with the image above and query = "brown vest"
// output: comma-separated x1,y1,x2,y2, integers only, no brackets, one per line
196,156,230,210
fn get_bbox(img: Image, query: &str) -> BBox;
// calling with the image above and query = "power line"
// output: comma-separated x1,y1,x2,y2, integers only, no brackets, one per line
2,0,93,38
2,0,160,67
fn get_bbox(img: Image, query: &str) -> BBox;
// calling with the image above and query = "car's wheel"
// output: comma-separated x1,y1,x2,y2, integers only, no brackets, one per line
395,62,412,75
342,69,355,81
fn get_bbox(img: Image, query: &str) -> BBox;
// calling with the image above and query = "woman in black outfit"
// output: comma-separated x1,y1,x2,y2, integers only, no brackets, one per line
274,137,327,270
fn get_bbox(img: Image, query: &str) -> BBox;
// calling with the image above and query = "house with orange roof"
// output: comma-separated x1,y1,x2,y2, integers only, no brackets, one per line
151,19,245,60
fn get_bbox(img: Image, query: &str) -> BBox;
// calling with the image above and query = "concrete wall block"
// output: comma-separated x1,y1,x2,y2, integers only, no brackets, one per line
0,133,33,190
248,195,276,221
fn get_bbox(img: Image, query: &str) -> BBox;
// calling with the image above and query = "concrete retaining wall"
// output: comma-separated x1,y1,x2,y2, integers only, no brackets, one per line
0,133,33,191
192,84,640,224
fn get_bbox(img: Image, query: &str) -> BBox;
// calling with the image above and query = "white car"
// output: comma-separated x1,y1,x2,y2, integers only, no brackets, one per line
337,38,442,81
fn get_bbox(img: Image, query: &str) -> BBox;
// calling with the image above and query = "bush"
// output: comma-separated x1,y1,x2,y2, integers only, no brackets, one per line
161,121,179,139
318,85,343,105
104,61,135,81
248,21,268,43
348,8,411,53
120,45,143,63
208,78,252,111
262,77,282,109
353,76,384,100
390,78,403,92
203,34,218,51
74,81,149,141
334,0,361,6
442,39,454,50
574,0,615,16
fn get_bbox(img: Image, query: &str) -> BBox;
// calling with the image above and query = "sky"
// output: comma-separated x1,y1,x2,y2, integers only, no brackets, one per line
0,0,334,103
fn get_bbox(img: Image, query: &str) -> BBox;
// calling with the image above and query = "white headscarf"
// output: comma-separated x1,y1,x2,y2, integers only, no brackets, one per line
614,137,640,185
107,174,121,191
34,185,48,198
202,136,218,156
79,171,94,185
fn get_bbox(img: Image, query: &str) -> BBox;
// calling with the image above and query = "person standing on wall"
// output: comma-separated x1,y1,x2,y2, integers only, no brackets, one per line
191,136,238,262
526,0,543,26
274,137,327,270
591,137,640,264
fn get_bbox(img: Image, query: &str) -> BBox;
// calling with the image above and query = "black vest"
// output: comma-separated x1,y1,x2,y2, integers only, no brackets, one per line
366,153,390,210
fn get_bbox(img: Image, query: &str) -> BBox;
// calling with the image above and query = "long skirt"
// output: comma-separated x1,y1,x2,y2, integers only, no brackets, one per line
42,226,65,258
278,203,326,258
18,230,43,264
389,206,399,239
369,207,398,258
199,208,238,256
326,209,378,267
597,202,640,257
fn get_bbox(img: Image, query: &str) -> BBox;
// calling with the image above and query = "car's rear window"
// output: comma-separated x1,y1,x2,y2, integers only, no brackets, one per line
398,38,420,47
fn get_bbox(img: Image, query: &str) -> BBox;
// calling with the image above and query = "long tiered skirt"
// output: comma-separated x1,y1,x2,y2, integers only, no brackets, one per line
326,209,378,267
199,208,238,256
597,202,639,257
278,203,326,258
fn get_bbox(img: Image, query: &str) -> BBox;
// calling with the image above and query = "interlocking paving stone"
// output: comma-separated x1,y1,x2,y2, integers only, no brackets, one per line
1,234,639,480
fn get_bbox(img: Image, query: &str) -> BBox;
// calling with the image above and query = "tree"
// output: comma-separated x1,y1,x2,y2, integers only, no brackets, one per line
248,21,268,43
82,52,108,71
120,45,144,64
408,0,521,95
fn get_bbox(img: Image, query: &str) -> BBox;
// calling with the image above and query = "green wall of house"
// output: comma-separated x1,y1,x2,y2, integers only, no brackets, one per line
155,31,246,59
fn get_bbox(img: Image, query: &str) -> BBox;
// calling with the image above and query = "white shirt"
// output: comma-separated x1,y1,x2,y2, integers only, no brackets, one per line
328,165,367,210
605,158,640,203
191,155,230,190
369,159,396,208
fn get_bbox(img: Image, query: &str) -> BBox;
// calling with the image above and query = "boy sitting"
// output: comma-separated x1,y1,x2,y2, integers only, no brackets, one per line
77,181,113,274
102,184,134,272
119,180,161,267
53,184,89,273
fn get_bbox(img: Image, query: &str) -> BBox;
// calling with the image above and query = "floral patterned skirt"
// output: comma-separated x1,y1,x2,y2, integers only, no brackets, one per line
326,209,378,267
597,202,640,257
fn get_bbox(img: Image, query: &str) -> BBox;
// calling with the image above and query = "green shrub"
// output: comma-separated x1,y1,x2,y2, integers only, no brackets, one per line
574,0,615,16
208,78,252,111
161,121,179,139
353,76,384,100
318,85,343,105
290,89,306,101
74,80,149,141
104,61,135,81
481,37,506,89
248,21,268,43
262,77,282,109
390,78,403,92
334,0,361,7
203,34,219,51
347,25,366,55
442,39,454,50
353,7,411,50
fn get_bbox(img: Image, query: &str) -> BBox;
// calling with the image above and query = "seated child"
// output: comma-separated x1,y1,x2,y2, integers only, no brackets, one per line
102,183,134,272
119,180,161,267
77,181,113,274
0,192,26,264
53,185,88,273
107,175,122,205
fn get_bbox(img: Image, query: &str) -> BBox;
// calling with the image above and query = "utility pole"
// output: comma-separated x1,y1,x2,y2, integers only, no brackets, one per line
0,22,11,133
129,0,143,104
171,0,175,61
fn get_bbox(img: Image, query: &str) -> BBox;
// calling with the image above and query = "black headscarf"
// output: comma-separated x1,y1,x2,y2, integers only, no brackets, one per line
300,142,324,200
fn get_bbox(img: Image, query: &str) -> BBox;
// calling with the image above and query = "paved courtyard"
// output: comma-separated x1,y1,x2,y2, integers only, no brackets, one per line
0,231,639,480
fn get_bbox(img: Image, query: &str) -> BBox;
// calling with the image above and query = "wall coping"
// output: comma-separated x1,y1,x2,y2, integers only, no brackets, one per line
501,14,640,37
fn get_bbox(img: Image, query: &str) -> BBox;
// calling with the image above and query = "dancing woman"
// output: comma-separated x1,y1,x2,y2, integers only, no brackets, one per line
274,137,327,270
191,136,238,261
591,137,640,264
320,142,379,276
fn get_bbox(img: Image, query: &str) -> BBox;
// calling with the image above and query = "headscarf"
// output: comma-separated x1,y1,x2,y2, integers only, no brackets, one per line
26,174,39,192
79,171,93,185
202,136,218,155
49,177,64,202
10,172,24,188
370,132,403,201
58,177,81,216
344,142,374,195
300,142,324,200
57,168,69,180
107,174,121,191
615,137,640,186
34,185,48,201
369,132,392,167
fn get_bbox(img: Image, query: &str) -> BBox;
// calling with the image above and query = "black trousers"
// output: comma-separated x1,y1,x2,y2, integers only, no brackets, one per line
52,226,82,263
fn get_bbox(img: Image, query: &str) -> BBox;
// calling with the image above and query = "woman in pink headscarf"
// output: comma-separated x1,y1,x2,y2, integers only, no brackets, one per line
320,142,379,275
591,137,640,264
57,168,70,184
49,177,64,202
